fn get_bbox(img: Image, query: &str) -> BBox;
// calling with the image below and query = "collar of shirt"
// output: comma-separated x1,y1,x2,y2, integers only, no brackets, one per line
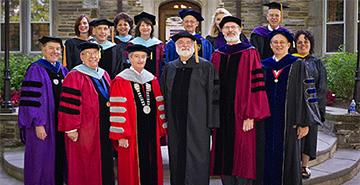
268,25,280,31
273,55,281,62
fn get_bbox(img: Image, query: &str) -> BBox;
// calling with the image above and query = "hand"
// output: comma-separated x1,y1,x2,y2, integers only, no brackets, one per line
35,126,47,140
118,139,129,148
67,131,79,142
243,119,254,132
297,126,309,139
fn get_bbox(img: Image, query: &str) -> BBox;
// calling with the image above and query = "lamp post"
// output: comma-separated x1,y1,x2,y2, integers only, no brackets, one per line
354,21,360,112
0,0,14,113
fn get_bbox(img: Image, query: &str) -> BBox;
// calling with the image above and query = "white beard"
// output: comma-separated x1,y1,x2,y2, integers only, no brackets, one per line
224,35,240,43
176,47,194,57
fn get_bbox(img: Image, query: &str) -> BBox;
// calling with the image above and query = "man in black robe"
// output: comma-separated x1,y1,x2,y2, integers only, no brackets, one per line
250,2,291,59
162,31,219,185
90,18,126,79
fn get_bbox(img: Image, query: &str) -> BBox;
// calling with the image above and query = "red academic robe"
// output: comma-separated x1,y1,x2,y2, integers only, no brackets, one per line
58,70,111,185
210,44,271,179
109,76,167,185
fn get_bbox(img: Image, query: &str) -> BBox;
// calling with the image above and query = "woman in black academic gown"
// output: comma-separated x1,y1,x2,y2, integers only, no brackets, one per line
294,30,327,179
64,14,92,70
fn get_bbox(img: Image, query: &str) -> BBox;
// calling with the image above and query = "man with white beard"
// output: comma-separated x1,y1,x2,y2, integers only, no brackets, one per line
162,31,219,185
210,16,270,185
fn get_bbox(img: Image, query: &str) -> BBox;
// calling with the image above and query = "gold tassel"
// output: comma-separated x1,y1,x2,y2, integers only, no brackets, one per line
111,26,115,43
150,52,153,60
62,46,67,67
194,40,199,64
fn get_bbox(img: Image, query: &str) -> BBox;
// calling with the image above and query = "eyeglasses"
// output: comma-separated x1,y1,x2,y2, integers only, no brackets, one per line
271,41,288,45
82,51,100,58
222,26,239,31
183,20,197,25
175,41,194,46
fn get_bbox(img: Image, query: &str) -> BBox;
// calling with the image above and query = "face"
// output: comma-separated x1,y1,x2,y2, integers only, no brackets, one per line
267,9,281,28
78,17,89,34
270,34,291,57
80,48,100,69
129,51,147,72
139,21,152,37
222,22,241,43
215,13,225,29
175,37,195,57
182,15,199,33
93,25,110,43
296,34,311,56
42,42,62,63
117,19,130,36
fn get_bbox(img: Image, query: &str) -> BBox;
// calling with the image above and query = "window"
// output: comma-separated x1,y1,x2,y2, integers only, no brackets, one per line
31,0,50,51
325,0,345,53
0,0,21,51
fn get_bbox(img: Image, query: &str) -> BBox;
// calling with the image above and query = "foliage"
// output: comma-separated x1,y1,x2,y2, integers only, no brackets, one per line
0,53,41,105
324,49,357,100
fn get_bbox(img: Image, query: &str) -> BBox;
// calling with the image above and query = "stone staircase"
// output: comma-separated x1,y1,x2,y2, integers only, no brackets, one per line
3,130,360,185
2,107,360,185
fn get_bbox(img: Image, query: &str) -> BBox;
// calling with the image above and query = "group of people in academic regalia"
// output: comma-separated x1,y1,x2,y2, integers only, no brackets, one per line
18,1,328,185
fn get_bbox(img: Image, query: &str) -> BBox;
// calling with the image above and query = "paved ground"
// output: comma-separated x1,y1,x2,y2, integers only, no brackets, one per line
0,164,22,185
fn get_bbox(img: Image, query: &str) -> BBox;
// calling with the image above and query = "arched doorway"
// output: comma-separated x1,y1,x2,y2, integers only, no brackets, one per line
158,1,201,42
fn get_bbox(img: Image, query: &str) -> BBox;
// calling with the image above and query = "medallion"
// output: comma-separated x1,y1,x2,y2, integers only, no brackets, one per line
143,105,151,114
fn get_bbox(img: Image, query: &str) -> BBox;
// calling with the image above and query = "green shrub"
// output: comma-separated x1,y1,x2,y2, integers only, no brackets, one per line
324,50,357,99
0,53,41,98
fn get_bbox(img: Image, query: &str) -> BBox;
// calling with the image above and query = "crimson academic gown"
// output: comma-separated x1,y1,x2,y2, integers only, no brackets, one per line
58,65,114,185
109,68,167,185
210,43,271,179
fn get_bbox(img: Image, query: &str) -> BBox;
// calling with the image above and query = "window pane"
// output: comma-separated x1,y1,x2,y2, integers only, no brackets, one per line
31,0,49,22
31,23,50,51
327,0,344,22
0,0,20,51
326,24,344,52
1,23,20,51
1,0,20,22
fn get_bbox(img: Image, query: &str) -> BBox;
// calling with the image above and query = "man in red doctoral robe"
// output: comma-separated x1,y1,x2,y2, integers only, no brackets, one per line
58,42,115,185
210,16,271,185
109,44,167,185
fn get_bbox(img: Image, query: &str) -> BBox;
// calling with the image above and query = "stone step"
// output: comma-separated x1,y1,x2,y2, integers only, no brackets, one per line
2,130,337,182
303,149,360,185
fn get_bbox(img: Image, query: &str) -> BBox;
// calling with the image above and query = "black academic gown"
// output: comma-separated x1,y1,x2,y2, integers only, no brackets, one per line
261,54,321,185
99,44,126,79
300,55,327,160
64,38,88,70
162,55,219,185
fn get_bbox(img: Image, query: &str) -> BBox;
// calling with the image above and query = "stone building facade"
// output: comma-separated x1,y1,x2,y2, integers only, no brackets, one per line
0,0,358,57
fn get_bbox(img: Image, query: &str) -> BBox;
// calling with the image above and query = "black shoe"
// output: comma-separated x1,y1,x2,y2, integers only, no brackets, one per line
302,166,311,179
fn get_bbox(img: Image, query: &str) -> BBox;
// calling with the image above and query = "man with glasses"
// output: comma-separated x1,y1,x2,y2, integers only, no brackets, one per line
162,31,219,185
250,2,291,59
165,9,213,64
210,16,270,185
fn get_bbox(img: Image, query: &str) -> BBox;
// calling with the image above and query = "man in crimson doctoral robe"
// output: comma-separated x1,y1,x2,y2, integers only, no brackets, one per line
210,16,271,185
162,31,219,185
58,42,115,185
109,44,167,185
18,36,68,185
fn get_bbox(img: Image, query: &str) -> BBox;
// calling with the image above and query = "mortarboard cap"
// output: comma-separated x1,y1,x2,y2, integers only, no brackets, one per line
171,31,200,43
39,36,63,48
219,16,242,29
78,42,102,52
134,12,156,25
263,2,289,10
179,9,204,22
127,44,151,56
89,18,114,27
269,29,294,43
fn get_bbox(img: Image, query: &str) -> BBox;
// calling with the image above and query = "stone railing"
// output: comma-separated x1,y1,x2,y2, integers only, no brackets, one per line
0,112,22,148
326,107,360,150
